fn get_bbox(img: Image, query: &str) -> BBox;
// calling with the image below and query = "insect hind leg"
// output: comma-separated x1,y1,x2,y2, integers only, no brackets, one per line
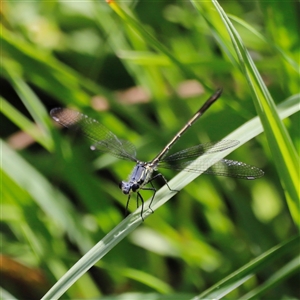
137,191,146,220
148,173,179,193
137,173,180,220
145,173,179,210
140,184,156,216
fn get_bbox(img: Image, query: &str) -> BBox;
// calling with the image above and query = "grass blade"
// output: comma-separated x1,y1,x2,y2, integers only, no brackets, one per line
191,0,300,226
193,235,299,299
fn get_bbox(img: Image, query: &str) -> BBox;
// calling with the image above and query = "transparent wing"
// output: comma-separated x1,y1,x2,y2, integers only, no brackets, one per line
158,140,263,180
203,159,264,179
160,140,239,162
158,158,264,180
50,107,137,162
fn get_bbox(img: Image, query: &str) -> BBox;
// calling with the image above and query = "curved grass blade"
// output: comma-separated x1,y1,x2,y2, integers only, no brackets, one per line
191,0,300,227
240,255,300,299
192,235,299,300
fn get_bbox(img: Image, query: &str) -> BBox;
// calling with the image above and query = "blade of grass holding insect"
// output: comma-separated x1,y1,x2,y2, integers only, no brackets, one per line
193,235,299,300
41,213,142,300
41,96,298,299
191,0,300,227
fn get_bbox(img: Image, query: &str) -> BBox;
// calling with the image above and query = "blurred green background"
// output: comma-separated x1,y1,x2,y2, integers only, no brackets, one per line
1,1,299,299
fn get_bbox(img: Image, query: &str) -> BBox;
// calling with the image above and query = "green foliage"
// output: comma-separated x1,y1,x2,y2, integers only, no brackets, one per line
1,1,299,299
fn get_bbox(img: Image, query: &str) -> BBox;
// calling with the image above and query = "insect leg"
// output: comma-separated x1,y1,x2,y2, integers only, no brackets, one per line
148,173,179,193
125,194,131,217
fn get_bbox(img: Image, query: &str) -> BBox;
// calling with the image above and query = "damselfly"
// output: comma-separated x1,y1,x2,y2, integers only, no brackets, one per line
50,89,263,219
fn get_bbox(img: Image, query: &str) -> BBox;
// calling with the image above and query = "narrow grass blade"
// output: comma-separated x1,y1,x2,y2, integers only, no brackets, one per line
3,61,54,149
1,97,51,150
240,255,300,299
193,235,299,299
2,141,94,254
191,0,299,226
107,0,202,83
213,0,299,226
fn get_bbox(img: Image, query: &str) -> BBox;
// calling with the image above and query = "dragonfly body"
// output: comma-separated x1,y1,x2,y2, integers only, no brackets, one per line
119,161,161,216
50,89,264,219
120,161,156,195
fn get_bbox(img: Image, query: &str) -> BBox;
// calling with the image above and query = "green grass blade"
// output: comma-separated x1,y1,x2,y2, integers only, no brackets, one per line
192,0,300,227
213,0,299,226
1,27,109,105
227,15,299,72
107,1,203,84
1,97,51,150
2,141,94,253
3,60,54,149
117,268,173,294
41,215,142,299
193,235,299,299
240,255,300,299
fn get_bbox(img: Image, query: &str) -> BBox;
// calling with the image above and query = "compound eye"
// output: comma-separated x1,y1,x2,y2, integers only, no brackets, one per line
132,183,140,192
119,182,131,194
